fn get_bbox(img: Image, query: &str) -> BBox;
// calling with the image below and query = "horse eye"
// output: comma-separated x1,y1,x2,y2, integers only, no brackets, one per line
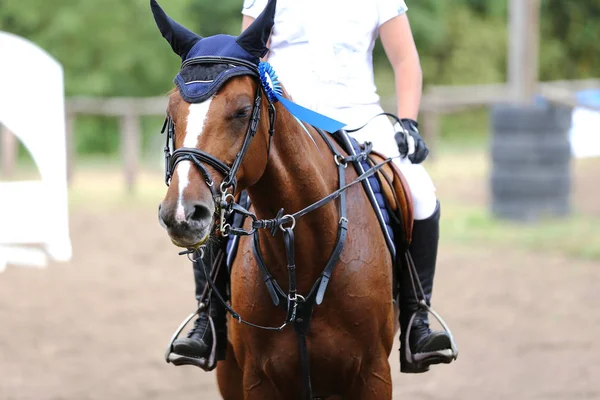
233,106,251,119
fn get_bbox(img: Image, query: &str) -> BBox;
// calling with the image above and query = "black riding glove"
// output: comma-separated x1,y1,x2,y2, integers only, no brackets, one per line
394,118,430,164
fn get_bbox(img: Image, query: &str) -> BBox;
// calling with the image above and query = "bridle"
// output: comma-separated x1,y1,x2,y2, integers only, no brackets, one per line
161,54,399,329
162,55,398,399
162,56,276,205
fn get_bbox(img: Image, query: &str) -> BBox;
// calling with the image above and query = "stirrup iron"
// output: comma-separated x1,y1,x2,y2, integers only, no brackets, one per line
404,300,459,370
164,303,218,371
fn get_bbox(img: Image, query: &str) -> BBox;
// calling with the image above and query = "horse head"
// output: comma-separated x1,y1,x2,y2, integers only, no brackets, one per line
152,0,277,249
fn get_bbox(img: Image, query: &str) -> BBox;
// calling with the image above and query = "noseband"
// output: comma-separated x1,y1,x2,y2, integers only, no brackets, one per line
162,57,276,199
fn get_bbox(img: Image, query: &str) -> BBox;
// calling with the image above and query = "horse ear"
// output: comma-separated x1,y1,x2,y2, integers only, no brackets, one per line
236,0,276,58
150,0,202,60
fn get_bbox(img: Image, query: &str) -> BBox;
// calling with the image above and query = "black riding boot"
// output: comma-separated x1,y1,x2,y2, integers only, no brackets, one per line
400,201,456,373
172,248,227,362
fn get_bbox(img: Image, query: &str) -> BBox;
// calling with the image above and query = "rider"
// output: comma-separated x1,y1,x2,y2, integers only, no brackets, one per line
171,0,456,373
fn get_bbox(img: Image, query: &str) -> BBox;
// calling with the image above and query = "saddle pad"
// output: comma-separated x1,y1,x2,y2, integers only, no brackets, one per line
347,136,395,242
369,149,414,246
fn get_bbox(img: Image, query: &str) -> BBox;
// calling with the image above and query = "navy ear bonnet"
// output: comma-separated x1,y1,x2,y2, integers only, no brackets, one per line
152,0,346,131
175,35,259,104
151,0,274,103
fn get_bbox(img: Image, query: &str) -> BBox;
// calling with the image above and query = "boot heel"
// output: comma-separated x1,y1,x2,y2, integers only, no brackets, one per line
167,353,216,370
400,350,430,374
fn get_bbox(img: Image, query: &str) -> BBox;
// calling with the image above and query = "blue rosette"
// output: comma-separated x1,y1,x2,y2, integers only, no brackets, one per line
258,62,346,133
258,62,283,103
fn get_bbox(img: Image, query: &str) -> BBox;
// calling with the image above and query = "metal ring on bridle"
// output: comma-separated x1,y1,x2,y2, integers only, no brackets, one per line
279,214,296,231
186,247,204,262
221,223,231,237
220,181,230,194
289,293,305,302
223,193,235,203
334,154,347,168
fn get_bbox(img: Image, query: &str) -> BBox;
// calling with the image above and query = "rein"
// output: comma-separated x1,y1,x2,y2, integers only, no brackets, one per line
183,131,395,330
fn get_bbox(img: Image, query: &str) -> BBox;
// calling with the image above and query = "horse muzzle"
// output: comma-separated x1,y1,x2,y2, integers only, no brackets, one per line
158,201,214,249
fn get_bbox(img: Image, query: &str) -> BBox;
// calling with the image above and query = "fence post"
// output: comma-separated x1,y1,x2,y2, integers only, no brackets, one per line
508,0,541,103
1,125,18,178
120,106,140,193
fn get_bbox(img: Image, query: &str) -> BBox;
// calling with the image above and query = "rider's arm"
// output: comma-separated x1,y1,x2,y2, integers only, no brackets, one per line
379,14,423,121
241,15,254,32
241,15,271,58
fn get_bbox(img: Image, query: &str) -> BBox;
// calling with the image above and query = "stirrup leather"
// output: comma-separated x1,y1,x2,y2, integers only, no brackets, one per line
164,303,218,371
404,300,459,369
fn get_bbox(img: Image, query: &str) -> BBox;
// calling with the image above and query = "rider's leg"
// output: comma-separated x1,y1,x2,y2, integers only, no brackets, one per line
172,245,227,360
395,160,455,373
346,117,456,372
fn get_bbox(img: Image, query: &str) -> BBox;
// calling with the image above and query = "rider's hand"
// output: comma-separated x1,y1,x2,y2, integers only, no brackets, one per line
394,118,429,164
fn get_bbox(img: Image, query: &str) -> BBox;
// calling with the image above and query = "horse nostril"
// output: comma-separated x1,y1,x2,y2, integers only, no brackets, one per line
158,204,174,228
190,203,212,222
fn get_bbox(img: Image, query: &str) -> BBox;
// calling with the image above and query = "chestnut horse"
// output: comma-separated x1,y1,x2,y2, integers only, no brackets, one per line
154,0,399,398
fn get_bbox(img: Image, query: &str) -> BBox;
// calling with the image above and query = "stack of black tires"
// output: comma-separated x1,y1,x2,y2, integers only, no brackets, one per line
490,104,573,221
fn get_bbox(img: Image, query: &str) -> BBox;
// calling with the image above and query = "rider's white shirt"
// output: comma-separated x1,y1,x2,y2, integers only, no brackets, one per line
242,0,407,130
243,0,438,219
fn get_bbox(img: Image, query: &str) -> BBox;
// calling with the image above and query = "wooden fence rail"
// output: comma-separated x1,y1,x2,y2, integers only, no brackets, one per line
1,79,598,192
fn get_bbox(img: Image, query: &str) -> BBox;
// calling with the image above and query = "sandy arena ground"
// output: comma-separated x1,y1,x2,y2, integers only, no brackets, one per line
1,158,599,399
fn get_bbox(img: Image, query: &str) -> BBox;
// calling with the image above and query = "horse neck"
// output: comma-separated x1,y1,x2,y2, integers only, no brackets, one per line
246,102,341,290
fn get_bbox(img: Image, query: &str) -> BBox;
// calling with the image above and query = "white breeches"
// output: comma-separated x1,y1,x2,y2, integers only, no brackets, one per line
349,115,437,221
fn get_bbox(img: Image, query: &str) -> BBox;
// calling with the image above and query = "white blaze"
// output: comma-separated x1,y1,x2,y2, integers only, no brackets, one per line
175,161,191,222
174,97,213,221
184,98,213,147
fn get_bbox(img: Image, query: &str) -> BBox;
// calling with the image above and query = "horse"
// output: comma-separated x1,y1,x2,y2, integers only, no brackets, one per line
153,0,409,398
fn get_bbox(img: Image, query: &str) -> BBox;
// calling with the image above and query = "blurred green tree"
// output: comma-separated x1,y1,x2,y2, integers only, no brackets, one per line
0,0,195,155
0,0,194,96
540,0,600,80
395,0,507,85
2,0,597,96
1,0,598,155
